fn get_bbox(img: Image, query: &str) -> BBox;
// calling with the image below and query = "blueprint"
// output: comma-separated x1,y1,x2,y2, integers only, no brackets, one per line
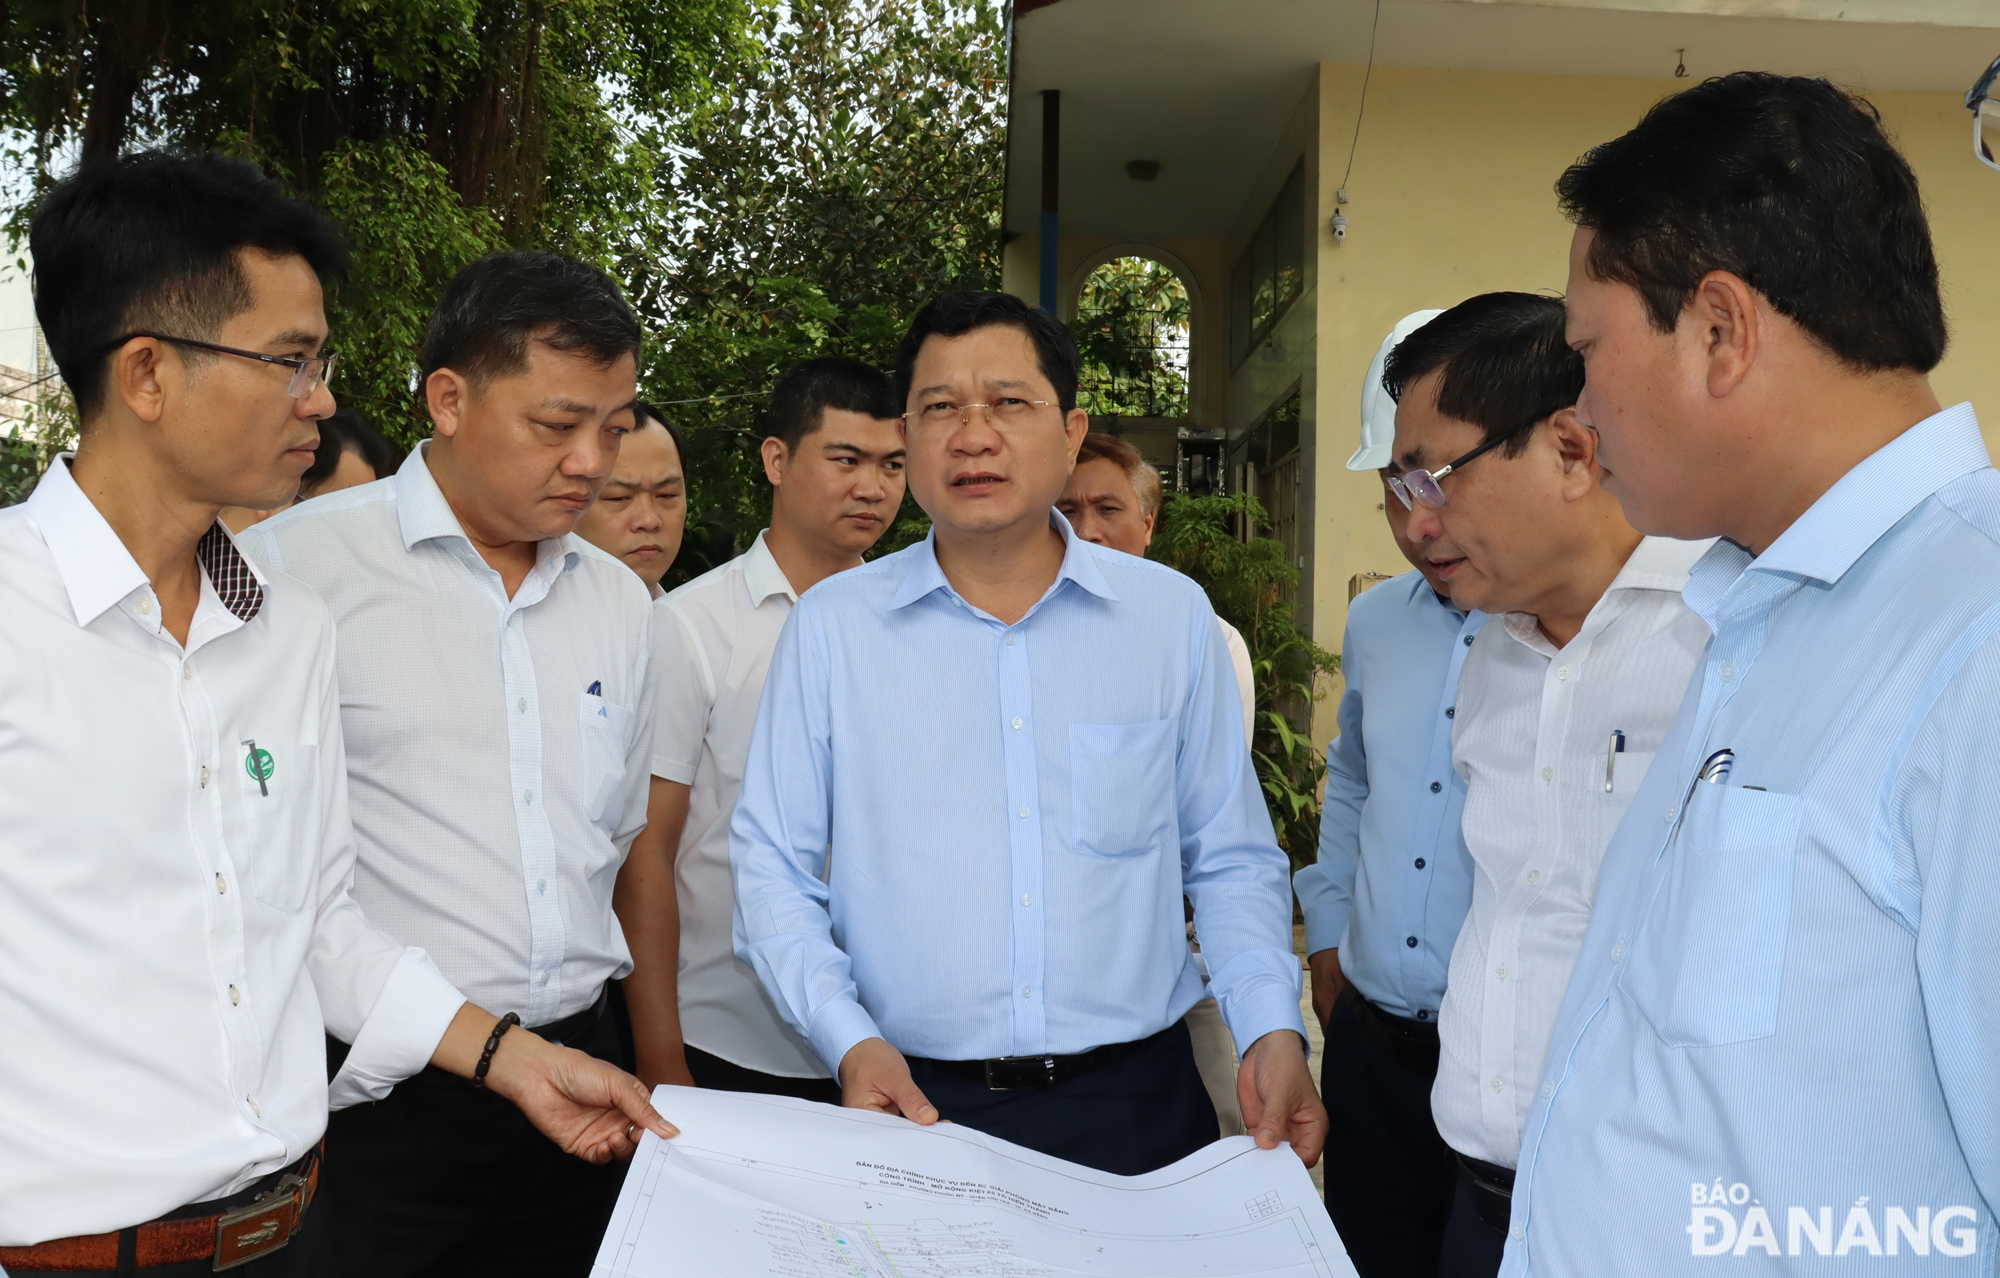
592,1087,1356,1277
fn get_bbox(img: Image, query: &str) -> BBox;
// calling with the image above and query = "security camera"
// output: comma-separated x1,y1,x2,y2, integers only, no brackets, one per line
1330,213,1349,241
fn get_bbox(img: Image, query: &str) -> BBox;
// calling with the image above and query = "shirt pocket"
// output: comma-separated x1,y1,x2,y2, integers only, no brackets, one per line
1609,749,1657,799
578,692,637,828
1626,783,1802,1048
242,741,322,914
1068,718,1176,858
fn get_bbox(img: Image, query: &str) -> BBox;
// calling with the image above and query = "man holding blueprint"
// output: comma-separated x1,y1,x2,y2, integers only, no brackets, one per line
731,291,1323,1178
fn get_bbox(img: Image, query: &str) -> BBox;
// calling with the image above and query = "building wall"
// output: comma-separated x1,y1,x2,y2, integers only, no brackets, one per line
1305,60,2000,742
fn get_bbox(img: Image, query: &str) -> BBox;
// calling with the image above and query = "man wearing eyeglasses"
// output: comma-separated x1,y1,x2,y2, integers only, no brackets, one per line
1379,292,1710,1278
730,290,1322,1179
0,154,673,1278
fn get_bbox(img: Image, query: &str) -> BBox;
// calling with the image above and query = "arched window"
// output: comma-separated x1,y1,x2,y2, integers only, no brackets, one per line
1073,256,1191,420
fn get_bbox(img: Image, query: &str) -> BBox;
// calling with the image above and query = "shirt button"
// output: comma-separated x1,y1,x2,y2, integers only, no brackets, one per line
1490,1076,1505,1094
200,765,211,787
1022,985,1033,998
1554,664,1570,681
1541,766,1554,782
1415,1009,1429,1020
1611,944,1625,963
1511,1222,1526,1241
182,662,193,680
1021,894,1031,906
538,971,551,986
215,874,227,895
229,985,241,1005
1445,706,1455,718
246,1097,261,1117
1429,781,1442,793
523,790,533,804
1665,806,1678,822
1406,936,1419,948
537,878,547,895
1527,869,1542,884
137,597,153,615
1006,635,1016,646
1542,1080,1554,1098
1464,635,1474,646
1012,717,1023,730
518,698,528,713
1018,806,1030,819
1494,964,1508,980
1414,857,1426,870
1720,661,1737,682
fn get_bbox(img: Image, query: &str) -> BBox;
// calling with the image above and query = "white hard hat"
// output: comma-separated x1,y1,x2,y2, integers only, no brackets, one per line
1346,309,1446,472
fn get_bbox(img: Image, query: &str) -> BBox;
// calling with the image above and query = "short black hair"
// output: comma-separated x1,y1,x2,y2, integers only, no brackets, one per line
29,150,349,420
420,251,641,389
1556,72,1945,373
893,291,1080,414
1382,293,1582,458
301,406,403,495
766,356,898,453
631,402,688,473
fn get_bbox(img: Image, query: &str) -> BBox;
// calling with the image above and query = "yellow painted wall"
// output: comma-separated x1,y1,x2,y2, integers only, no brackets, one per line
1307,61,2000,741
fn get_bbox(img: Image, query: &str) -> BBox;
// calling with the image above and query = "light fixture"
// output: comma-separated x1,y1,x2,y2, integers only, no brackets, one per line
1125,160,1160,182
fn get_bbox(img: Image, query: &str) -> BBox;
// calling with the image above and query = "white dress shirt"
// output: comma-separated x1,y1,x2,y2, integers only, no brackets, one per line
1218,617,1254,744
651,531,827,1078
0,459,465,1245
242,446,654,1027
1433,536,1712,1167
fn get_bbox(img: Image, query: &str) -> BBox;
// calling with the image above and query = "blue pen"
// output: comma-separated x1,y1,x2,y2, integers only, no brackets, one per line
587,680,602,697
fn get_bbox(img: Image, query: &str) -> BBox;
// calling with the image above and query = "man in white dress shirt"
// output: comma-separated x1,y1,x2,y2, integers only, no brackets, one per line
1380,293,1709,1278
623,356,906,1098
242,251,663,1276
0,153,670,1278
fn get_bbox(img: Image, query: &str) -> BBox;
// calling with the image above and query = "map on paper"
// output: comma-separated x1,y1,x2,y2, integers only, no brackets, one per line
592,1086,1357,1278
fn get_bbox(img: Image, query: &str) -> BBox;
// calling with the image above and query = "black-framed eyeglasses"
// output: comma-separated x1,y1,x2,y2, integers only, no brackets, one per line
1966,53,2000,173
1386,432,1511,510
99,332,337,399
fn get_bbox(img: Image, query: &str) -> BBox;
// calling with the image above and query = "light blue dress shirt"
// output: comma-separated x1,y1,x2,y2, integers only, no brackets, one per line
1293,572,1485,1022
1505,403,1999,1273
730,515,1306,1074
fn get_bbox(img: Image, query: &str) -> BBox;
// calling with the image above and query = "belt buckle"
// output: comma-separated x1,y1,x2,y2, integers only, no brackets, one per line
213,1173,306,1272
982,1055,1057,1091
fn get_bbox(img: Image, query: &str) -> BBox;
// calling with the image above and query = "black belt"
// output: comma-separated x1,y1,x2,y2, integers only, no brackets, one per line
530,983,611,1049
1341,986,1441,1073
908,1023,1179,1092
1455,1151,1517,1234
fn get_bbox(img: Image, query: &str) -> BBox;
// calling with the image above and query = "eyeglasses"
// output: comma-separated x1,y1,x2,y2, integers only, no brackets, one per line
1966,53,2000,173
100,333,337,399
900,398,1059,433
1386,432,1511,510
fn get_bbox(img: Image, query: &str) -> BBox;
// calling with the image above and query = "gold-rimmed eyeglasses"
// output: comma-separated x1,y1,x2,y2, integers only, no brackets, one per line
99,332,337,399
900,397,1059,433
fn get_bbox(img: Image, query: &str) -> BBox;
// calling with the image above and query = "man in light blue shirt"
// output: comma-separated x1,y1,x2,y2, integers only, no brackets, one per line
1295,309,1485,1278
732,290,1322,1177
1502,73,1996,1272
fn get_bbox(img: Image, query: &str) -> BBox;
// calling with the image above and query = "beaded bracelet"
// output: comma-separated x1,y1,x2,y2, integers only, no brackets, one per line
473,1012,521,1089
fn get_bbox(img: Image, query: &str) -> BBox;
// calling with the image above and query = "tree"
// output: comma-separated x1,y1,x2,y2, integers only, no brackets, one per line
1074,256,1190,421
629,0,1007,586
0,0,752,441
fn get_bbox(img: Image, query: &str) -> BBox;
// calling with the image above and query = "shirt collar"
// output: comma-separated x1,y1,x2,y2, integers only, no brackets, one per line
394,440,581,575
888,508,1118,612
1751,401,1986,585
1497,535,1708,654
743,530,798,605
1401,569,1465,616
25,453,265,626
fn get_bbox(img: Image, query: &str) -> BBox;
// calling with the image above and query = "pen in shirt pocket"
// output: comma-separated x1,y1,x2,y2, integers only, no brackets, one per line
1604,729,1626,793
587,680,602,697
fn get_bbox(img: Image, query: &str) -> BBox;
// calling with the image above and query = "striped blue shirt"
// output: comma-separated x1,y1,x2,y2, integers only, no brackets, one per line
1293,572,1485,1021
1506,403,1999,1273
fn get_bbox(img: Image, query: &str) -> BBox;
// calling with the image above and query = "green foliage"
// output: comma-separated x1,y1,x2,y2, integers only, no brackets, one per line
1074,256,1190,420
1149,491,1339,871
0,388,77,506
632,0,1007,585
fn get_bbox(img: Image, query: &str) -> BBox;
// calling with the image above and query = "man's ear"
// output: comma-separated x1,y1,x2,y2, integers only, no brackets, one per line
425,368,470,439
760,436,788,488
109,337,173,426
1063,407,1089,471
1683,269,1762,401
1549,407,1601,498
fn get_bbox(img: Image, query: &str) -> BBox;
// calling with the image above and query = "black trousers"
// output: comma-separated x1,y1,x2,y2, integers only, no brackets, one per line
685,1043,843,1105
905,1020,1217,1177
1320,985,1457,1278
317,990,632,1278
1438,1178,1508,1278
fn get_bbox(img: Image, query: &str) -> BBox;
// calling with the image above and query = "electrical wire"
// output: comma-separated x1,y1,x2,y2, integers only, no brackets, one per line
1338,0,1385,191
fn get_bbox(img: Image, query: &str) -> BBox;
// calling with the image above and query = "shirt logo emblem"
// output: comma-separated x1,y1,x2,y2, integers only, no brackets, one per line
244,746,275,783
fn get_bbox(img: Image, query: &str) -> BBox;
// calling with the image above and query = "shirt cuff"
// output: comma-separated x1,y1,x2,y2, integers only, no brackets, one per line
806,997,885,1078
1209,947,1308,1060
651,754,697,785
1292,866,1352,956
327,949,466,1110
